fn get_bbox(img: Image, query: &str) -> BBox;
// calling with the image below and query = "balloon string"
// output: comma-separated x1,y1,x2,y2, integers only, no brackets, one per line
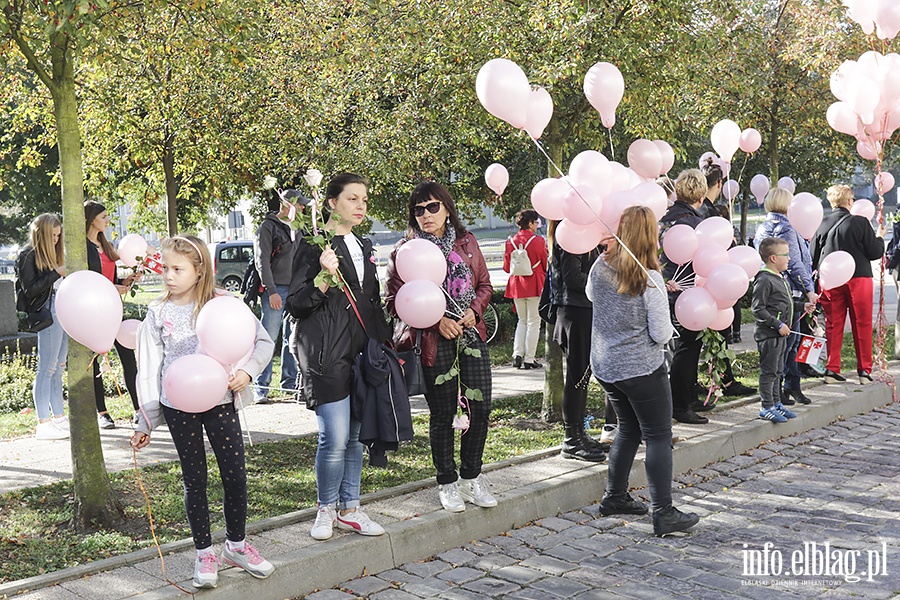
231,365,254,447
528,137,667,302
607,128,615,161
732,153,750,217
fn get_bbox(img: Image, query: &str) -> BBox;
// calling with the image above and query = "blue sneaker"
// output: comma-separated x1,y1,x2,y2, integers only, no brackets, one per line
759,407,788,423
774,403,797,419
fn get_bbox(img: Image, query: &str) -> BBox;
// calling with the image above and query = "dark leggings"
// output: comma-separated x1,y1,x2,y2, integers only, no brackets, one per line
93,340,139,413
599,365,674,513
554,306,592,425
162,403,247,549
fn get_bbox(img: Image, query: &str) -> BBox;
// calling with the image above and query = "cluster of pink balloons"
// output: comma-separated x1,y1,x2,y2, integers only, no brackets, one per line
393,239,448,329
475,59,554,140
787,193,824,240
844,0,900,40
662,218,762,331
626,139,675,179
710,120,762,164
485,164,509,196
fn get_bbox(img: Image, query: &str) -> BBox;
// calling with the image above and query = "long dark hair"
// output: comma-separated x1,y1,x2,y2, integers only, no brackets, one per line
84,201,120,260
406,181,467,239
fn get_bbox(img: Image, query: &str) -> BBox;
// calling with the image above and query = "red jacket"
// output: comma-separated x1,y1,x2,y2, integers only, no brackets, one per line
385,232,493,367
503,230,548,298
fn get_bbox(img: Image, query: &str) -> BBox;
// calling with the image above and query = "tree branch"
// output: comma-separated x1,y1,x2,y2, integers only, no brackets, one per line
4,9,55,93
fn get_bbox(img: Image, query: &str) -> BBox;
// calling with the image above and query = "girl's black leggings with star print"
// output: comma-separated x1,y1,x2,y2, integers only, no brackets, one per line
162,403,247,549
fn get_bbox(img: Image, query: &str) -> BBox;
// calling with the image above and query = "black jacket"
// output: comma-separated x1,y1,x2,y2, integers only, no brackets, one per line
549,242,600,308
86,240,121,283
752,269,793,342
286,234,391,409
810,208,884,279
15,247,61,313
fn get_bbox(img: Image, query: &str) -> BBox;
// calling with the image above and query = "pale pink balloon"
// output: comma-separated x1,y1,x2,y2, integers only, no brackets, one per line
750,174,770,205
827,102,860,135
395,238,446,285
627,139,663,180
631,181,668,220
568,150,611,194
728,245,762,278
485,163,509,196
606,161,633,195
563,183,603,225
818,251,855,290
738,128,762,153
653,140,675,175
710,119,742,163
530,178,569,220
598,190,636,235
162,354,229,413
196,296,257,367
556,219,604,254
857,140,879,160
692,244,729,278
875,171,895,193
475,59,531,129
395,279,447,329
698,151,718,169
662,224,699,265
525,87,554,140
116,319,141,350
694,276,707,288
877,2,900,40
787,192,824,240
674,287,718,331
583,62,624,129
118,234,149,268
777,176,796,193
706,263,750,309
709,307,735,331
851,198,876,220
722,179,739,201
695,216,734,250
56,270,123,354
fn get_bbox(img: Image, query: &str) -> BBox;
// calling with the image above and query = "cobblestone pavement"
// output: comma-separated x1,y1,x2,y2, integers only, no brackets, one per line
305,403,900,600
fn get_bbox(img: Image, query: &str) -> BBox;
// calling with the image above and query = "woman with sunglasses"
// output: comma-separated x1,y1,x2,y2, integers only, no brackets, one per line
385,182,495,513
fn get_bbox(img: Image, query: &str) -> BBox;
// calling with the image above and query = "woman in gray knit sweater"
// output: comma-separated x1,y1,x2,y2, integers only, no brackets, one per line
587,206,699,537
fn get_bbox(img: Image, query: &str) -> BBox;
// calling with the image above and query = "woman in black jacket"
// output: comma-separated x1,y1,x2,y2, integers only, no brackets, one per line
16,214,68,440
286,173,391,542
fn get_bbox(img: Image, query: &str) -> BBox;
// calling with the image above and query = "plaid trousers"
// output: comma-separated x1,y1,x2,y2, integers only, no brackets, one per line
422,334,492,485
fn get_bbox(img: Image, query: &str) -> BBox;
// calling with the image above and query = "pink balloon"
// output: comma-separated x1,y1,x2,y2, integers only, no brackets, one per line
485,163,509,196
739,128,762,153
396,238,447,285
877,2,900,40
598,190,636,235
875,171,895,193
631,182,667,220
395,279,447,329
563,183,603,225
750,174,770,205
727,245,762,278
787,192,824,240
556,219,604,254
710,119,742,163
709,307,735,331
531,178,569,220
568,150,611,195
162,354,229,413
583,62,624,129
777,176,795,194
118,234,149,268
626,139,662,180
56,270,123,354
116,319,141,350
722,179,739,201
818,250,855,290
606,161,633,195
695,217,734,250
674,287,718,331
827,102,860,135
662,224,699,265
525,87,554,140
653,140,675,175
705,263,749,309
196,296,257,366
692,244,729,278
850,198,876,220
698,151,718,169
857,140,879,160
475,59,530,129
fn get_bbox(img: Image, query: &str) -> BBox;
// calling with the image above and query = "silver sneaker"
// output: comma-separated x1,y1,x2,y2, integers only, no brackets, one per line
458,475,498,508
438,482,466,512
310,504,336,540
192,552,220,588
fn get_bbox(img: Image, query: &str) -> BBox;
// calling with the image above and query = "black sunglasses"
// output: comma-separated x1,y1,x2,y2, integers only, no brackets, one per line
413,201,442,217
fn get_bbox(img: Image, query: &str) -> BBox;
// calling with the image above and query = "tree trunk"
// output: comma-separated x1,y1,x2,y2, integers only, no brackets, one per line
541,128,563,423
49,32,121,531
162,134,179,236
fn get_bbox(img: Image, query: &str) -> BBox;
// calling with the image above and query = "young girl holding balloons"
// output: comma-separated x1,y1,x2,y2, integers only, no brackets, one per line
131,235,276,589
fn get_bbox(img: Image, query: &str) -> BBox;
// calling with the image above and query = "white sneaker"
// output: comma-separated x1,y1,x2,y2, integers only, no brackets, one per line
599,424,618,444
458,475,498,508
51,416,70,432
221,541,275,578
36,421,68,440
336,508,385,536
310,504,336,540
438,482,466,512
193,552,220,588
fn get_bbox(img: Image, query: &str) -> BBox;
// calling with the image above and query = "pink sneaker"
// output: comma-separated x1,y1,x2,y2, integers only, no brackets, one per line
192,553,220,588
221,541,275,579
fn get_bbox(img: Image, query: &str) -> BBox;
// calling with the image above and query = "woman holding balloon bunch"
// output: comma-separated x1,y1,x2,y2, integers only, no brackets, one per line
385,181,496,513
131,235,276,589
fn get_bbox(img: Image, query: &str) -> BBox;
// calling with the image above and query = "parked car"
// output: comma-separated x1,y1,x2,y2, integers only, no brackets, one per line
211,240,253,292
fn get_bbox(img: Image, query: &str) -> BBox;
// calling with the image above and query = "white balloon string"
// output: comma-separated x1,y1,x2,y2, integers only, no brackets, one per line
732,153,750,217
607,128,615,161
230,365,254,446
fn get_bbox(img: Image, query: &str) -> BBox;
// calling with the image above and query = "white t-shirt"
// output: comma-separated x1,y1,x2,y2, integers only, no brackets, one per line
344,234,366,285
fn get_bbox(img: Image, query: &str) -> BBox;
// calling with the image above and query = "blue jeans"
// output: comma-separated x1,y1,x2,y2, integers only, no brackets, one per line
314,396,363,509
256,285,298,398
33,294,68,420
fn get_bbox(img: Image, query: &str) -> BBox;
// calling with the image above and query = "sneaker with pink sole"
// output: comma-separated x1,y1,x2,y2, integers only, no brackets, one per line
193,552,220,589
221,541,275,579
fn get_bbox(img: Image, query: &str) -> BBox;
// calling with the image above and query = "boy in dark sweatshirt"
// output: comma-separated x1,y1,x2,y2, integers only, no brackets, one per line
752,237,798,423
